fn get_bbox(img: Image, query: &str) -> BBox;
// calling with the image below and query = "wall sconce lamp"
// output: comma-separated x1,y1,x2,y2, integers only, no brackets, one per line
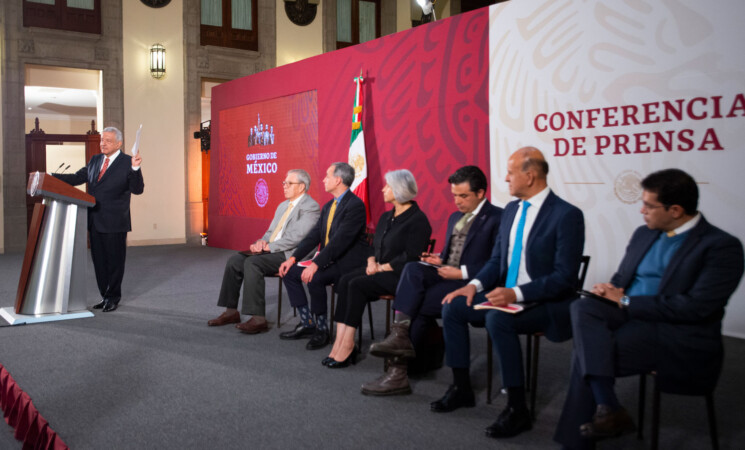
150,43,166,79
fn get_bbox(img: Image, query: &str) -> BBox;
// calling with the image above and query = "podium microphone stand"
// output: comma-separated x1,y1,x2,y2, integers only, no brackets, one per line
1,172,96,325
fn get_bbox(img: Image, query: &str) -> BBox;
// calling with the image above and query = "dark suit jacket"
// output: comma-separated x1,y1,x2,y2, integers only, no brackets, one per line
475,190,585,341
55,152,145,233
612,216,744,394
440,201,503,278
371,201,432,275
292,190,368,270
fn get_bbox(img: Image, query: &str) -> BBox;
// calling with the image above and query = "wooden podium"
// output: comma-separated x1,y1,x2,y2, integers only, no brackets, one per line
0,172,96,325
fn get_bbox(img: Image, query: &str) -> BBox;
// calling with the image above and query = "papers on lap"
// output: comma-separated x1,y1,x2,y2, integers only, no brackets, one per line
239,250,270,257
473,301,535,314
297,251,320,267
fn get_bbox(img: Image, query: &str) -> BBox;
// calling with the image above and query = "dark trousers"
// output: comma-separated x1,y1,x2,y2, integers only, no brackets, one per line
443,291,552,388
485,301,552,388
89,227,127,302
217,252,286,316
554,297,657,450
283,263,343,315
333,266,400,328
393,262,466,347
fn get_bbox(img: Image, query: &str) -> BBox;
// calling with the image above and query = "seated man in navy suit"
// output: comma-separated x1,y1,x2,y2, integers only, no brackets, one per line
439,147,585,439
278,162,368,350
554,168,744,449
361,166,502,396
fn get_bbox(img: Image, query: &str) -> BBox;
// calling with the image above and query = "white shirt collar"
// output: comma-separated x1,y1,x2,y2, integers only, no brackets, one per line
466,198,487,219
289,193,305,208
104,150,121,165
521,186,551,209
671,213,700,235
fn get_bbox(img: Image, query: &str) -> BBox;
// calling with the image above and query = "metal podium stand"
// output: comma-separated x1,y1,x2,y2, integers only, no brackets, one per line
1,172,96,325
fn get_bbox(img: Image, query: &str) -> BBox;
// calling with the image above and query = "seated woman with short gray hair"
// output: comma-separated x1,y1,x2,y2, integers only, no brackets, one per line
323,169,432,368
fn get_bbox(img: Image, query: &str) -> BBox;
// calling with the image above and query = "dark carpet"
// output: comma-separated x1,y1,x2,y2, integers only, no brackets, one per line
1,244,743,449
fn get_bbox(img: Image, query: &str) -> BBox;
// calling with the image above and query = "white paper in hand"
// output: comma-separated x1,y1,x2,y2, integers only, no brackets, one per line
131,124,143,156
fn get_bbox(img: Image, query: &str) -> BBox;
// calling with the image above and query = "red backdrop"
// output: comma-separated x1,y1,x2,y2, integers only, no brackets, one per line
210,8,490,251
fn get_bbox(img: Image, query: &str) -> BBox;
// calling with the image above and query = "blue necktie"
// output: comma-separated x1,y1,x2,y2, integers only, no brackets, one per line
505,201,531,288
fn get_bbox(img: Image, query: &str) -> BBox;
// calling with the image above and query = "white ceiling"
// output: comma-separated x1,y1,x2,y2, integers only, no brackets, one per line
25,86,98,118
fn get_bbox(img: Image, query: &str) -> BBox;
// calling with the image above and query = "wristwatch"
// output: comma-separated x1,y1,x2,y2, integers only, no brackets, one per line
619,295,631,308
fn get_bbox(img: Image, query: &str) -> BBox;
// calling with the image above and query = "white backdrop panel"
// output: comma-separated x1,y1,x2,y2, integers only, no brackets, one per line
488,0,745,337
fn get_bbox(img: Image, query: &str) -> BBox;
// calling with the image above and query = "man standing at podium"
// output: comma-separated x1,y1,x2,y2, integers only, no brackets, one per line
55,126,144,312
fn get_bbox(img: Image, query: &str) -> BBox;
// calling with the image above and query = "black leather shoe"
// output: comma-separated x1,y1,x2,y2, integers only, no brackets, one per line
580,405,635,440
485,406,532,438
430,384,475,412
306,329,330,350
327,346,359,368
102,300,118,312
279,323,316,340
321,356,334,366
93,300,106,309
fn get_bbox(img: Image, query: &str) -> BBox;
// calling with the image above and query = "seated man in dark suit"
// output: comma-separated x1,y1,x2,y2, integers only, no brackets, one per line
207,169,320,333
554,168,744,449
439,147,585,439
278,162,368,350
361,165,502,396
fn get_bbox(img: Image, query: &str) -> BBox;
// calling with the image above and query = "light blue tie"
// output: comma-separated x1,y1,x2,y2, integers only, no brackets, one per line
505,201,531,288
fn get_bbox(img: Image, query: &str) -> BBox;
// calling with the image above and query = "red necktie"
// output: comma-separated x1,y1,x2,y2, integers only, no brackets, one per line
98,157,110,181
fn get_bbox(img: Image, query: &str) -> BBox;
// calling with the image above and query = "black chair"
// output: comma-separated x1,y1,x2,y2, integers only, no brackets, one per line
637,372,719,450
379,238,437,337
486,255,591,420
271,274,296,327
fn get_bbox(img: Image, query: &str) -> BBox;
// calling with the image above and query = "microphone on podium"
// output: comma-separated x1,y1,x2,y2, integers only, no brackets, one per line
60,165,71,174
52,162,65,174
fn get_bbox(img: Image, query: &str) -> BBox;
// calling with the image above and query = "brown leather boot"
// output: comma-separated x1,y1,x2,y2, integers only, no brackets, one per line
360,359,412,396
369,322,415,359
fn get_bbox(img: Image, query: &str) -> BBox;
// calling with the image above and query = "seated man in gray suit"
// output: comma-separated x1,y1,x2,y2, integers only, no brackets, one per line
208,169,320,334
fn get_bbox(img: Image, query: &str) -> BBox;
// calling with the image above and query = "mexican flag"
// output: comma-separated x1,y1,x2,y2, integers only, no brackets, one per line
349,73,370,226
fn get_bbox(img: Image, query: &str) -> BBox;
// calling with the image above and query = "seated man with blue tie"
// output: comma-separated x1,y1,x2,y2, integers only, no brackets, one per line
554,168,744,449
207,169,320,333
278,162,368,350
362,165,502,396
439,147,585,439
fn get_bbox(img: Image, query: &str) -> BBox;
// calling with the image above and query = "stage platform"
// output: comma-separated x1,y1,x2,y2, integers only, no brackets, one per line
1,245,743,449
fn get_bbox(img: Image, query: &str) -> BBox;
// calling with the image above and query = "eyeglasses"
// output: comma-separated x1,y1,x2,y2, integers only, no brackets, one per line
641,202,668,211
282,181,302,187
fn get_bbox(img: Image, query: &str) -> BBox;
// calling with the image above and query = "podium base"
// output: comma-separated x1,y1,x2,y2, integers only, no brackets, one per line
0,307,94,325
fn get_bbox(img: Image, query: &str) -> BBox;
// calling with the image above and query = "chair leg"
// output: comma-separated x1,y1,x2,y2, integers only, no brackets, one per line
486,337,493,404
277,278,283,327
638,374,646,440
525,335,533,391
385,300,392,337
529,335,540,420
368,302,375,340
330,287,335,334
705,394,719,450
651,377,660,450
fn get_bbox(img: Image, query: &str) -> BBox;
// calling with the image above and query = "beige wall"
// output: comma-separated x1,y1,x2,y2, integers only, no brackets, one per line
276,0,324,67
123,1,186,246
437,0,452,20
0,16,4,254
397,0,412,32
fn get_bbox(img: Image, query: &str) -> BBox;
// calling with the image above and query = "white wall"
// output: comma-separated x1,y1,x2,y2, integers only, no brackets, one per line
276,0,323,67
123,1,186,246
